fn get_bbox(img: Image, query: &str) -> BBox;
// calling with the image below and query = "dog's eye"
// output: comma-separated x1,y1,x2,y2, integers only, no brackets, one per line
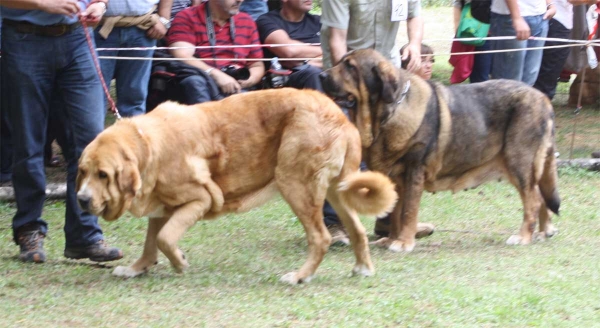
344,60,354,70
79,169,87,176
98,171,108,179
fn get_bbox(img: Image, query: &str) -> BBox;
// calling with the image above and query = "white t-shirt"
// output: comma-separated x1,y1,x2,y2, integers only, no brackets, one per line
491,0,546,17
553,0,574,30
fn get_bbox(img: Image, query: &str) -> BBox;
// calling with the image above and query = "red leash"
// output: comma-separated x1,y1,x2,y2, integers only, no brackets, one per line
79,6,121,120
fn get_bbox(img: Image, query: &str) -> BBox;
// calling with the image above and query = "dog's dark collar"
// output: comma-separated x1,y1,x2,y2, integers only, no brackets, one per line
396,80,411,105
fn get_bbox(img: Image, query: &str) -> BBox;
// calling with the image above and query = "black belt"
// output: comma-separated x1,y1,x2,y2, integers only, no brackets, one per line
3,19,81,37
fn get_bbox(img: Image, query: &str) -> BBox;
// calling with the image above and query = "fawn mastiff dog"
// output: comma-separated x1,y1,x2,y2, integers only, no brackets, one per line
319,49,560,252
76,88,397,284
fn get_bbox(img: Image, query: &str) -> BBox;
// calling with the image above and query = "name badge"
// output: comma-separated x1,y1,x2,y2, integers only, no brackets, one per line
391,0,408,21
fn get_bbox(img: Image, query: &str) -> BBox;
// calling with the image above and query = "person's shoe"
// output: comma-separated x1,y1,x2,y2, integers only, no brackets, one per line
592,151,600,159
326,224,350,246
374,217,435,239
64,240,123,262
17,229,47,263
45,155,63,167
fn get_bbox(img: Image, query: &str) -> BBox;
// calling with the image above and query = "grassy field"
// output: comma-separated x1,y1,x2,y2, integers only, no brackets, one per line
1,6,599,328
0,167,599,327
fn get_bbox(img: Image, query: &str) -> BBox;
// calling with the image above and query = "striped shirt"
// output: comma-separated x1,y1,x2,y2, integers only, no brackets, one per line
166,3,263,69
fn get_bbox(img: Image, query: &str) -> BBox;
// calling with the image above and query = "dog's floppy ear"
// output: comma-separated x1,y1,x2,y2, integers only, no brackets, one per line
117,159,141,199
372,60,400,104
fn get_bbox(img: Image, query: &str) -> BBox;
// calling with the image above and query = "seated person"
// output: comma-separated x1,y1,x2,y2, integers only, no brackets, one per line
256,0,323,91
401,43,434,80
166,0,265,104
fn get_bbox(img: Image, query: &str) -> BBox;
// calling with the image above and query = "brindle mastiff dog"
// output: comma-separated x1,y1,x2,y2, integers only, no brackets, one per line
320,49,560,252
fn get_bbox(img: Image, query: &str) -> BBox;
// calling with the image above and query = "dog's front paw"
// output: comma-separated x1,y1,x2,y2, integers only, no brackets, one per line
506,234,531,245
112,265,146,278
280,271,313,285
371,237,415,252
352,263,374,277
172,260,189,274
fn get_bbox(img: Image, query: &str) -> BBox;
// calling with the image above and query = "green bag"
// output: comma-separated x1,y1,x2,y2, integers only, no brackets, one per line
456,3,490,47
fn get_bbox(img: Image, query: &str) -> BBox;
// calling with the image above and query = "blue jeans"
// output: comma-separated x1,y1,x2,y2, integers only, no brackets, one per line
240,0,268,20
179,75,215,104
490,13,549,85
94,26,156,117
1,24,105,247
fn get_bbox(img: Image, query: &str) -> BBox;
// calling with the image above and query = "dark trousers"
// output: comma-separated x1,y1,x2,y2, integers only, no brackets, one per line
0,90,12,183
533,19,572,100
2,25,105,246
470,40,493,83
286,65,323,92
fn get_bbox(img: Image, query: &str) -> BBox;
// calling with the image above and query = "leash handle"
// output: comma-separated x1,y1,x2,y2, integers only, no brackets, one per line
79,7,122,120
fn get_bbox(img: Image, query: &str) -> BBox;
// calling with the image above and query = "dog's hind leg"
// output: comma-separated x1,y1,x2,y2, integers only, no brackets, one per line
326,188,373,277
113,217,168,278
156,193,214,273
506,185,543,245
536,204,558,242
277,178,331,285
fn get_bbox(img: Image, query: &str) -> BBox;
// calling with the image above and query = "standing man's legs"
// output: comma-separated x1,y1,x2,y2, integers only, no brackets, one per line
55,27,107,248
469,41,492,83
113,27,156,117
95,27,156,117
521,15,549,86
490,13,528,82
533,18,571,99
2,25,54,262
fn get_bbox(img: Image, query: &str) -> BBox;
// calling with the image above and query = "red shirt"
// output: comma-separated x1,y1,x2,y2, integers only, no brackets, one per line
167,3,263,69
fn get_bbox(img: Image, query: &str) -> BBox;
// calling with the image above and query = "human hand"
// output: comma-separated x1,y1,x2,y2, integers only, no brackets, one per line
80,2,106,24
39,0,80,16
212,70,242,94
401,43,421,73
543,5,556,20
512,17,531,40
146,21,168,40
238,77,256,89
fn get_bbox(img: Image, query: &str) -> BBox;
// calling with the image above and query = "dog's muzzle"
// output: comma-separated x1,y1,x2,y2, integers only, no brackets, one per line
319,71,357,109
77,193,91,211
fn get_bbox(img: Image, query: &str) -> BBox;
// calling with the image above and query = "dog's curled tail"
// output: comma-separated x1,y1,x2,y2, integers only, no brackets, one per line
338,171,398,217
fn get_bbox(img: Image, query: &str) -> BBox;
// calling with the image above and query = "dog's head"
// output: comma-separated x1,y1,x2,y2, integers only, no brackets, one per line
320,49,407,147
76,122,145,221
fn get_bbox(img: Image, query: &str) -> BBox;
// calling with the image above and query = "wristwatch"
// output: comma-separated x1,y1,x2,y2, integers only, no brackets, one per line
159,16,171,29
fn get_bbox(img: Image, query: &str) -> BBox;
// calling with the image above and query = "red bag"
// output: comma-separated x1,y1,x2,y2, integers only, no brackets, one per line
449,40,475,84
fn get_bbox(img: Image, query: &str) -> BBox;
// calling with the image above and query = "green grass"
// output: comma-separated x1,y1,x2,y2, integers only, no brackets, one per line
1,167,599,327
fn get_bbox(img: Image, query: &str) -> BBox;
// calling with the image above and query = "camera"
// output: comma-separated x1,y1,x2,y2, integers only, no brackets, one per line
220,65,250,81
